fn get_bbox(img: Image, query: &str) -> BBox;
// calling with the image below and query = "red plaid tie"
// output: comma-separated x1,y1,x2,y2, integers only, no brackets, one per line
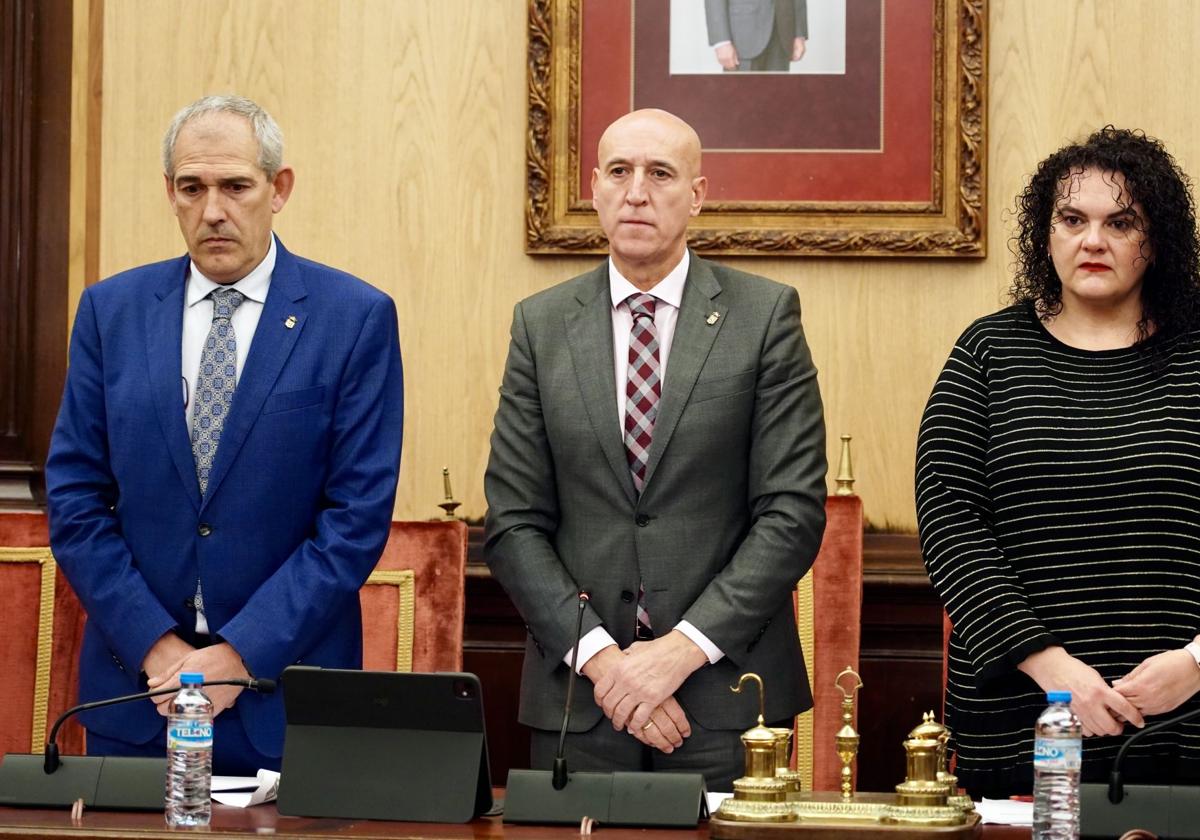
621,293,660,494
622,293,659,641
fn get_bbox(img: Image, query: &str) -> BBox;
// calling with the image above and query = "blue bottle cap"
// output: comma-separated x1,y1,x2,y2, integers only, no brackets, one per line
1046,690,1072,703
179,672,204,685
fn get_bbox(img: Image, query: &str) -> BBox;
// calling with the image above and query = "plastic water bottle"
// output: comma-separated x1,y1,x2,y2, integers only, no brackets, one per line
1032,690,1081,840
165,672,214,827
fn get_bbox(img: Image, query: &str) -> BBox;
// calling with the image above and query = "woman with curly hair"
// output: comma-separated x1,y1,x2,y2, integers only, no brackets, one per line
917,126,1200,797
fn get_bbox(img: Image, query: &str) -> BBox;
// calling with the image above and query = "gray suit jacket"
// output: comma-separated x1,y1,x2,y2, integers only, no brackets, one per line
483,255,826,732
705,0,809,60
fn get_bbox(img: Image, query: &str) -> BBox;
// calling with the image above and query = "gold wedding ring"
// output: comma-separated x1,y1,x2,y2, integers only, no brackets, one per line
642,719,657,731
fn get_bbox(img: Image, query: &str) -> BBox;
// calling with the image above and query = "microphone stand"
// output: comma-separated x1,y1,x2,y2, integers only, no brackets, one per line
552,593,589,790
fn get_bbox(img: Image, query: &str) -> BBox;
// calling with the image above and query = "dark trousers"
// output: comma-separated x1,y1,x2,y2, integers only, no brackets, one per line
724,7,793,72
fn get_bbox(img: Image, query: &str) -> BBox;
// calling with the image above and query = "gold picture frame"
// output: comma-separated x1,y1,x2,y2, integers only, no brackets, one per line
525,0,987,257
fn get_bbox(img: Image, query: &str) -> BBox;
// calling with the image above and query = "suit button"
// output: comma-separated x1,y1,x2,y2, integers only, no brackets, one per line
635,514,650,527
198,523,212,537
621,590,635,603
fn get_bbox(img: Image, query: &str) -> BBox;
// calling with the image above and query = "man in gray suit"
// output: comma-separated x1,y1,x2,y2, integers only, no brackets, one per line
705,0,809,72
484,109,826,790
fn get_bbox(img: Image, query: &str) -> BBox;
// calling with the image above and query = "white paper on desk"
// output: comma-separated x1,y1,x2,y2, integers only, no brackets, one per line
211,769,281,807
705,791,734,815
976,797,1033,825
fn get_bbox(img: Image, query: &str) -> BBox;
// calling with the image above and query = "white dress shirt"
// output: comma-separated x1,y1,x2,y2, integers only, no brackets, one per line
566,251,725,672
182,235,275,632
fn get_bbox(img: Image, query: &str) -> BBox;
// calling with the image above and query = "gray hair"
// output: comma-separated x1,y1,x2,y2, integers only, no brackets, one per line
162,94,284,179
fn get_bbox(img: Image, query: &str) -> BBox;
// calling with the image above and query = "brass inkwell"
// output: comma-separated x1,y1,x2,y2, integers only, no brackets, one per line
712,669,979,837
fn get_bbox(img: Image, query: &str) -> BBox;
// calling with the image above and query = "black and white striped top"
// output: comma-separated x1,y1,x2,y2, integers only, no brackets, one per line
916,303,1200,796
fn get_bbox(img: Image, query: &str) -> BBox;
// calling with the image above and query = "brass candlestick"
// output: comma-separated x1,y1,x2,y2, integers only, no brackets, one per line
835,434,856,496
834,666,863,800
437,467,461,519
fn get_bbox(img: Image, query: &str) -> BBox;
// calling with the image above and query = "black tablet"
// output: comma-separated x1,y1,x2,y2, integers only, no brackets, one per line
277,666,492,823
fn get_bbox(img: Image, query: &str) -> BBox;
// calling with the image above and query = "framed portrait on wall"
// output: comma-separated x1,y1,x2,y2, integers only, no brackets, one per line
525,0,987,257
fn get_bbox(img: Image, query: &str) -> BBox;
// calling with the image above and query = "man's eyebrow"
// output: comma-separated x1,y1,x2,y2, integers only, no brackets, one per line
601,157,678,172
173,174,256,186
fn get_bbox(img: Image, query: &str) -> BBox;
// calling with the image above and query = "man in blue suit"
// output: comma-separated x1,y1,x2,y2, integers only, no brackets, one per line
45,95,403,774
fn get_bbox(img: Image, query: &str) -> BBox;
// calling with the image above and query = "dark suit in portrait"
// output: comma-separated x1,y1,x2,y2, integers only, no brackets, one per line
705,0,809,72
46,96,403,774
484,109,825,790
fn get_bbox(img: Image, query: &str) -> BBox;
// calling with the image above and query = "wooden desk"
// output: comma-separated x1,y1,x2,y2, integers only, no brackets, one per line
0,803,1031,840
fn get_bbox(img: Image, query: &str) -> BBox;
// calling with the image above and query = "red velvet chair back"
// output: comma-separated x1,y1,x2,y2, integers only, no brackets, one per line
360,520,467,673
0,512,86,758
792,494,864,791
942,611,953,718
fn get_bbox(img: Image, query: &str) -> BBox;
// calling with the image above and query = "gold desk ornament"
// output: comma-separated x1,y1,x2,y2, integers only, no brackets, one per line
835,434,856,496
710,697,979,838
892,711,953,809
438,467,461,519
929,713,974,815
713,674,797,823
834,666,864,800
769,727,802,794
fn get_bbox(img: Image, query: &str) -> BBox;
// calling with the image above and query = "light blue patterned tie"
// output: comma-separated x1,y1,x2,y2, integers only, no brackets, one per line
191,287,245,495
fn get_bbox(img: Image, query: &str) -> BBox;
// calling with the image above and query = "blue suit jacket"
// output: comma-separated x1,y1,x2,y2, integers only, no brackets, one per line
46,237,404,758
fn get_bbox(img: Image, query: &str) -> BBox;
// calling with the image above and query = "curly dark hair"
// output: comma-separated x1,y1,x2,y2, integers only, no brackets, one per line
1009,126,1200,345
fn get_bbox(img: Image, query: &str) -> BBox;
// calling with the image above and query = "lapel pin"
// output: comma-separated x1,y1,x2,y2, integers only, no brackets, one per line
706,311,720,325
284,315,297,329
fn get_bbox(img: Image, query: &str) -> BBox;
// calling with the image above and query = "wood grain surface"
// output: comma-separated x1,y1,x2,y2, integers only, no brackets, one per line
81,1,1200,528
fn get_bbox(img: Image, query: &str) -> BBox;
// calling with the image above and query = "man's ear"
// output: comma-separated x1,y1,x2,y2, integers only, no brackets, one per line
690,175,708,217
164,172,178,212
270,166,296,213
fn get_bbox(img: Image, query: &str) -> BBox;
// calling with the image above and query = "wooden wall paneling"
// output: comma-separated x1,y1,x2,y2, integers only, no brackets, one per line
0,0,72,508
855,534,944,793
68,0,103,316
91,1,1200,530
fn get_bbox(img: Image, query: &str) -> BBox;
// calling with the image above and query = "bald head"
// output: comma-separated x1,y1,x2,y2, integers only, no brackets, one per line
597,109,703,181
591,110,707,288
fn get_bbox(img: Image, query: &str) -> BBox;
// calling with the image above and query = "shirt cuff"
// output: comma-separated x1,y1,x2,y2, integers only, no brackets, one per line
713,40,732,48
676,621,724,664
565,627,619,674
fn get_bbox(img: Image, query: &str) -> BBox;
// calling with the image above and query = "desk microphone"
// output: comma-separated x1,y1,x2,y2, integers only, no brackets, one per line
1077,702,1200,837
43,678,276,773
553,592,589,790
1108,704,1200,803
503,592,706,827
0,676,275,810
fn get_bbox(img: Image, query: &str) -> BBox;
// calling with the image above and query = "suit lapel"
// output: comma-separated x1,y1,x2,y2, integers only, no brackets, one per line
147,257,203,512
200,238,309,508
565,263,637,506
641,255,726,490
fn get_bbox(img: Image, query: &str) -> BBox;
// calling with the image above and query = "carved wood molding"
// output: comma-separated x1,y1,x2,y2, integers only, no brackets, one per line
525,0,987,258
